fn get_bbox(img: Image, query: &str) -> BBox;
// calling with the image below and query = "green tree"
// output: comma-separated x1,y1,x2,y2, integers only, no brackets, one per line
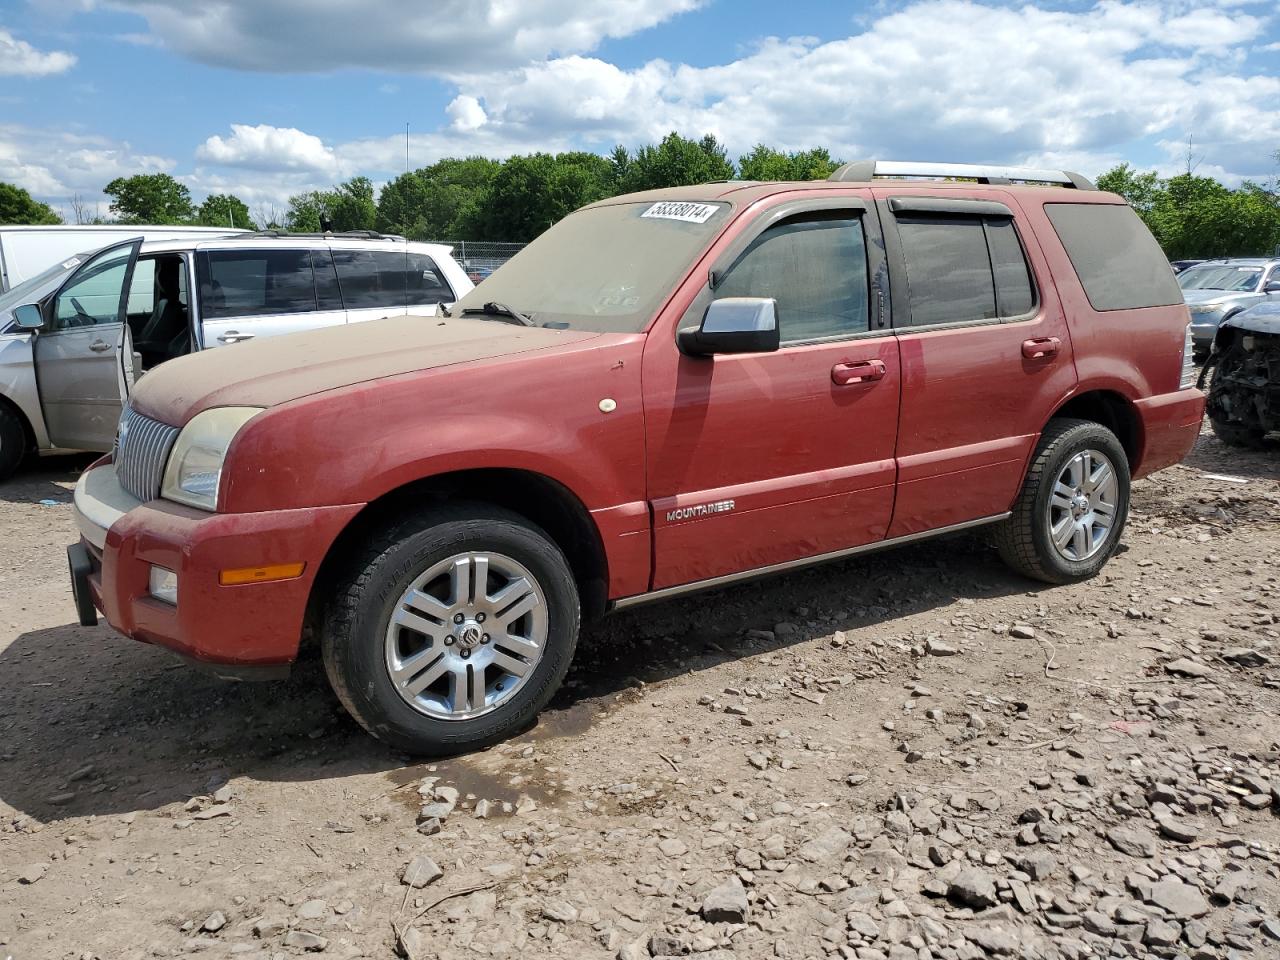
329,176,377,232
0,182,61,224
1095,163,1162,215
738,145,840,182
196,193,255,230
285,190,334,231
618,132,735,192
103,173,194,224
469,152,614,241
376,157,501,239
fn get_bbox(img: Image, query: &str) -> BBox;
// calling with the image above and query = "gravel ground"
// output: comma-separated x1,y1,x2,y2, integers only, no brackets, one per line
1,430,1279,960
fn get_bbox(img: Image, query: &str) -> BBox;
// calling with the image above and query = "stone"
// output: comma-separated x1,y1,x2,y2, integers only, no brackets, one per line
1017,851,1057,881
658,838,688,858
418,801,453,821
283,931,328,951
18,863,46,884
201,911,226,933
297,900,328,920
702,879,749,923
1221,648,1268,667
1146,879,1210,920
1143,919,1180,947
797,827,851,864
474,799,494,819
847,914,880,940
1106,825,1158,858
1155,813,1198,843
948,868,998,909
252,916,288,938
1009,624,1036,639
649,933,685,956
1164,658,1212,678
542,900,579,923
926,638,959,656
968,926,1018,955
401,855,443,888
416,817,442,836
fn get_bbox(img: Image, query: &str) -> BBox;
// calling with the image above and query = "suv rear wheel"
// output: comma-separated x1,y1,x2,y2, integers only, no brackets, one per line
993,418,1130,584
322,504,579,755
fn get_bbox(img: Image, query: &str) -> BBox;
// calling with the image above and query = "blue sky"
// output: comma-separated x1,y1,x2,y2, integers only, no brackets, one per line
1,0,1277,220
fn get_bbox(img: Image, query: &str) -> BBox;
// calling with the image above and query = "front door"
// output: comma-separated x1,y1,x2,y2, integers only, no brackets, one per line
643,200,901,590
874,189,1077,536
33,238,141,450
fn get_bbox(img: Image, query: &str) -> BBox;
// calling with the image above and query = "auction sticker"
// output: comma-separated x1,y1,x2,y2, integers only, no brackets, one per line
641,201,720,224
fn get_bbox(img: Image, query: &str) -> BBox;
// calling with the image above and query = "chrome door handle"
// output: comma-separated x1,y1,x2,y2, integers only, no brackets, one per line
89,339,111,352
217,331,255,344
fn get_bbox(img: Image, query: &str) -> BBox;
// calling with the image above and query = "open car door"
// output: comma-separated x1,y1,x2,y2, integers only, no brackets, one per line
32,238,142,451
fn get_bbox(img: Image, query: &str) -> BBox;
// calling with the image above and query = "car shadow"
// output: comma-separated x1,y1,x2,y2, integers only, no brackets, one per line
0,453,95,505
1180,430,1280,483
0,529,1048,824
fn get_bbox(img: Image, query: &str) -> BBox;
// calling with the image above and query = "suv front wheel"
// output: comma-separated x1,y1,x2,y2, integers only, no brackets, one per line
322,504,580,755
993,418,1130,584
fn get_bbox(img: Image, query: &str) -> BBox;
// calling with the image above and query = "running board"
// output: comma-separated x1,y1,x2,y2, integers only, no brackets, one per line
610,513,1010,611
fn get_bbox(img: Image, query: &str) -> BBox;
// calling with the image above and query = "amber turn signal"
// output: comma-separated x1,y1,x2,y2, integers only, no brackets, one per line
218,562,306,586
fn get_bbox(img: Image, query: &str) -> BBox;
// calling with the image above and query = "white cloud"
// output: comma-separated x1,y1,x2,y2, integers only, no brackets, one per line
0,124,173,211
446,95,487,132
101,0,706,74
196,124,342,175
0,28,76,76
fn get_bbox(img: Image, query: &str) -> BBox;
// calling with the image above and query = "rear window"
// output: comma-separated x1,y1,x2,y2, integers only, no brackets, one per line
1045,203,1181,311
199,249,317,319
333,250,408,309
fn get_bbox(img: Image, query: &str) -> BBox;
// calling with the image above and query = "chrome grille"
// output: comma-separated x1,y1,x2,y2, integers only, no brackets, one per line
115,407,180,502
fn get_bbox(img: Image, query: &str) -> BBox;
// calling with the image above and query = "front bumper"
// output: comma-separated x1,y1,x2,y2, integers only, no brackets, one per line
72,462,363,672
1132,387,1205,479
1189,319,1221,351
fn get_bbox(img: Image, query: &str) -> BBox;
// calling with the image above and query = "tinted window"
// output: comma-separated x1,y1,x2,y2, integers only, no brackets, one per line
897,217,996,326
311,249,344,310
200,250,317,319
714,216,869,342
333,250,408,309
407,253,453,305
985,219,1035,317
1045,203,1182,311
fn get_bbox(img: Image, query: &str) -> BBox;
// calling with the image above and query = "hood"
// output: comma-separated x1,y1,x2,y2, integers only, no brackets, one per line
132,314,597,425
1181,289,1252,306
1223,302,1280,336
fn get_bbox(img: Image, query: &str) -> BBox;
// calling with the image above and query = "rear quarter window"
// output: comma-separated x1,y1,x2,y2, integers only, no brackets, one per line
1045,203,1181,311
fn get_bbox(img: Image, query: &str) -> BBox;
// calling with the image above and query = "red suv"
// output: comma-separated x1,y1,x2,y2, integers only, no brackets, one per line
70,161,1204,754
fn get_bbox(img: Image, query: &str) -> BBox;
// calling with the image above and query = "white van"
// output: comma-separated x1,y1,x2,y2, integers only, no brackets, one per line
0,232,473,478
0,225,248,293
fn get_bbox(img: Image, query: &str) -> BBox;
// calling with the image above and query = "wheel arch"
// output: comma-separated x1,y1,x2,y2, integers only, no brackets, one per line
1044,389,1142,472
306,467,610,641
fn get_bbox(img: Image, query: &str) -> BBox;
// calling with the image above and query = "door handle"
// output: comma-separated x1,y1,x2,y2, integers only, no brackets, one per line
1022,336,1061,359
832,359,886,385
217,330,255,344
88,339,111,352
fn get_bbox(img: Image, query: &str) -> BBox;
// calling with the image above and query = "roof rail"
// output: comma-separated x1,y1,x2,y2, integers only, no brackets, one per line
828,160,1096,190
228,229,407,241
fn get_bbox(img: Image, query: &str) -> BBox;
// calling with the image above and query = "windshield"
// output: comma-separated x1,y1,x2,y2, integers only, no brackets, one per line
1178,264,1262,292
0,252,89,329
454,200,731,333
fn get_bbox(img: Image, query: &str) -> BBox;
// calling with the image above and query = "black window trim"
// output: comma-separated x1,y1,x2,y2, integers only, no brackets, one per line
677,195,891,350
879,198,1040,333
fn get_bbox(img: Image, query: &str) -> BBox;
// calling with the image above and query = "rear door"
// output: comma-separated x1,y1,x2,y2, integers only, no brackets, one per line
196,246,345,349
33,238,141,450
876,190,1076,536
643,197,901,590
406,251,457,316
332,248,409,325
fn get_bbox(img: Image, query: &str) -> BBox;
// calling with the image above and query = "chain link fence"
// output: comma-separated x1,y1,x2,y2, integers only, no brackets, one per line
429,240,526,282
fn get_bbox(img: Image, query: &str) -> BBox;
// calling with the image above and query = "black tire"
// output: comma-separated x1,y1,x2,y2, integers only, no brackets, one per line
321,503,579,755
992,418,1131,585
1208,415,1265,449
0,404,29,483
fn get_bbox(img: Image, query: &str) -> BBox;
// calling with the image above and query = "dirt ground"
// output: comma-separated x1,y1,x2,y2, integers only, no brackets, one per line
2,429,1279,960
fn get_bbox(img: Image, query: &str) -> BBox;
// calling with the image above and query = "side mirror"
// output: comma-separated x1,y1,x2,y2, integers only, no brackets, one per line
1264,280,1280,295
678,297,780,356
12,303,43,330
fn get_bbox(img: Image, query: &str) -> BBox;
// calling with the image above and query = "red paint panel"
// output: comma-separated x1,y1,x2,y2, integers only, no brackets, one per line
1132,388,1204,479
590,501,651,598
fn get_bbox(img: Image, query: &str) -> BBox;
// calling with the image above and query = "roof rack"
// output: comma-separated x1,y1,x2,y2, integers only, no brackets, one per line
229,229,407,241
828,160,1096,190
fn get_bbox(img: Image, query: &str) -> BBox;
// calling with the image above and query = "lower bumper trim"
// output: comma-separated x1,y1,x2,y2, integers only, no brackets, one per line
67,542,98,627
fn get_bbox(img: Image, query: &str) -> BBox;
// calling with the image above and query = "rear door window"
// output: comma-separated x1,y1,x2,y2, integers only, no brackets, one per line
713,214,870,343
333,249,408,308
1045,203,1182,311
897,217,997,326
199,249,318,319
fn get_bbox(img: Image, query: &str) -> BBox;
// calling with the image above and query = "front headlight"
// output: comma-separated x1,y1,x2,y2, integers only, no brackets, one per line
1187,304,1221,316
161,407,263,511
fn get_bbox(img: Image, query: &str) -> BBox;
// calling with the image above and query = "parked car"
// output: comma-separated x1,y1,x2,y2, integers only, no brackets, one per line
1200,299,1280,447
0,224,247,293
69,160,1203,755
1169,259,1203,274
1179,257,1280,358
0,232,471,479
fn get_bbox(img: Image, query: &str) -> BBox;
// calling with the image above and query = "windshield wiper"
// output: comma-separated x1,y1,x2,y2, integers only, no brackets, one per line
460,301,535,327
